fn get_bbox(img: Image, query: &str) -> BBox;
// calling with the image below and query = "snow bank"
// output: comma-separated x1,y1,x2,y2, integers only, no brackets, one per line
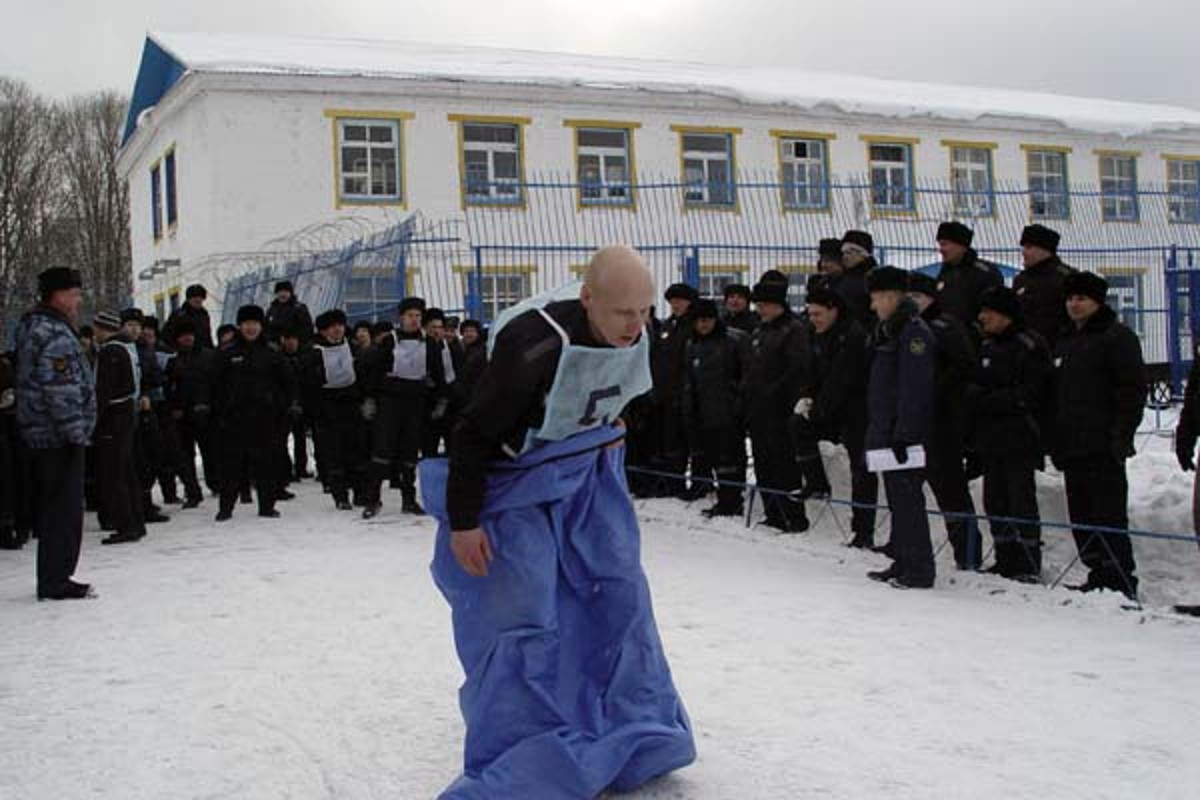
149,31,1200,139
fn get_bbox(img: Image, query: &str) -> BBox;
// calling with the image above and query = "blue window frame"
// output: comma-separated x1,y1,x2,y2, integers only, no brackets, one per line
1099,154,1139,222
164,149,178,228
868,142,915,212
150,162,163,240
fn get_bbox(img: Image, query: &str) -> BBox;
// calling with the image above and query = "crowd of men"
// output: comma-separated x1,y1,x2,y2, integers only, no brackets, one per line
0,220,1173,602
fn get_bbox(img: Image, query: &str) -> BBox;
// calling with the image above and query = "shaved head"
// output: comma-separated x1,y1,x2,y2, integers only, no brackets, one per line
580,245,655,347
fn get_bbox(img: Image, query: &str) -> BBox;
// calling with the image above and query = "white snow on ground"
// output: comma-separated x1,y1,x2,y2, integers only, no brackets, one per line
1,414,1198,799
148,31,1200,138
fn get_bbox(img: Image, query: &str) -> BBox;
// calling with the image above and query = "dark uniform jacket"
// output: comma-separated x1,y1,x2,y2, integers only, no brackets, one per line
1176,350,1200,458
95,335,140,413
865,300,936,451
826,259,874,327
1014,256,1074,350
266,298,315,343
454,340,488,405
809,315,870,444
208,335,296,423
921,302,978,446
164,304,214,350
936,249,1004,328
744,311,812,422
166,346,216,420
1051,305,1146,464
362,329,445,398
723,309,759,336
682,321,749,432
969,323,1054,460
14,305,96,449
447,300,609,531
650,312,694,409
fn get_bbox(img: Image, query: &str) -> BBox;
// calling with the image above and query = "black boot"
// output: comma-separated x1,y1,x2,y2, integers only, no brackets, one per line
847,532,874,550
868,563,903,583
102,531,141,545
38,580,93,601
401,491,424,515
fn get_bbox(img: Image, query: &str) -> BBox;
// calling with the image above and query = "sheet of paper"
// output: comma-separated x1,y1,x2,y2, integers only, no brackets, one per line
865,446,927,474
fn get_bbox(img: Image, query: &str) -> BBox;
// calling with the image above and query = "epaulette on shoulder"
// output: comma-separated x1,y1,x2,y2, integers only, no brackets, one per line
1016,332,1037,350
931,318,950,329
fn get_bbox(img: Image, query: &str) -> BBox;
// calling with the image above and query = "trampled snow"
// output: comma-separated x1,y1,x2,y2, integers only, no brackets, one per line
148,31,1200,139
1,417,1197,798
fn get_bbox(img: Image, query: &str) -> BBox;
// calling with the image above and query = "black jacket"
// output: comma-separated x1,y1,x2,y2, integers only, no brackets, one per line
363,329,445,398
1177,351,1200,457
866,300,936,450
208,335,296,423
921,302,978,444
682,321,749,432
722,309,760,336
266,298,315,343
743,311,812,423
826,259,874,328
299,337,363,419
1052,306,1147,464
809,315,870,444
651,312,694,408
936,249,1004,330
164,304,214,350
165,345,216,419
1014,256,1075,350
454,340,488,405
95,336,139,412
969,323,1054,460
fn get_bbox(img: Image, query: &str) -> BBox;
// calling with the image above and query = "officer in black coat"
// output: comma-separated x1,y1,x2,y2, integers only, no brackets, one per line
163,284,215,350
276,325,310,495
969,286,1054,581
454,320,488,404
302,310,367,510
1052,271,1146,600
864,267,937,589
164,317,215,506
360,297,445,518
934,221,1003,337
744,280,812,532
208,304,296,521
138,316,182,508
829,230,876,327
92,311,147,545
796,283,877,548
421,308,462,459
1014,225,1075,350
682,299,750,517
908,272,981,570
1174,346,1200,538
721,284,759,335
266,281,315,345
651,283,698,496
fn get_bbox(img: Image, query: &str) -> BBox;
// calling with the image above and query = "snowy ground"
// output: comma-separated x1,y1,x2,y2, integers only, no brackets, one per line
3,437,1200,799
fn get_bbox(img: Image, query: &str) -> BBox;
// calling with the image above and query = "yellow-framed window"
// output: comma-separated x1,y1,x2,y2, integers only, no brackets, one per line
1096,150,1140,223
672,125,741,210
449,114,531,209
564,120,639,209
1165,155,1200,224
942,140,997,218
696,264,748,298
1022,144,1072,221
772,130,834,212
452,263,537,319
326,110,413,208
862,136,920,215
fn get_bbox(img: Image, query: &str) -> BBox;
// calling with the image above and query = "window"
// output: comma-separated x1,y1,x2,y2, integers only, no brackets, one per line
864,138,917,213
1167,157,1200,224
566,122,637,207
697,268,745,299
773,266,816,309
774,132,832,211
451,115,530,206
673,126,739,209
1099,152,1139,222
1025,147,1070,220
168,287,182,314
150,162,162,240
946,142,995,217
1103,271,1145,335
336,119,402,202
477,273,530,320
164,149,178,229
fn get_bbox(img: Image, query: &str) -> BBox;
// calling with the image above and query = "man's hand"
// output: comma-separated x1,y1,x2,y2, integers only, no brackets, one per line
793,397,813,419
1178,437,1196,472
451,528,494,577
139,396,152,412
891,442,910,465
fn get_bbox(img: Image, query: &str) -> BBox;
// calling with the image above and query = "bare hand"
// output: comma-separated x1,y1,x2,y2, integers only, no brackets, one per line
139,397,152,412
451,528,494,577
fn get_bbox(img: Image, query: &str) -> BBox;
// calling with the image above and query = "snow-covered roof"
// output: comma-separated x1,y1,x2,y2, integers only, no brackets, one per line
139,31,1200,140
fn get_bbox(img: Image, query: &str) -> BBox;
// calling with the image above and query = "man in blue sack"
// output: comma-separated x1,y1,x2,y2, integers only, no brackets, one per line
420,245,696,799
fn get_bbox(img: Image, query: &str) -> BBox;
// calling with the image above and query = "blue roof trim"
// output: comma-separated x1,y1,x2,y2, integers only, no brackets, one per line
122,36,187,146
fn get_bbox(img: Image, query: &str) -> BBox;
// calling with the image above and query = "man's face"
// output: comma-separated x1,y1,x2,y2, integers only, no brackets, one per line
978,309,1012,337
908,292,935,314
757,301,784,323
323,323,346,344
275,290,292,304
819,257,844,276
668,298,691,318
1022,244,1053,268
694,316,717,336
425,320,445,340
581,283,653,348
140,328,157,348
1066,294,1101,324
282,336,299,354
808,303,838,334
444,326,459,342
938,240,968,264
355,328,372,347
188,295,205,309
176,333,196,351
725,294,748,313
79,335,94,350
94,328,114,344
399,309,423,333
841,246,868,269
239,320,262,341
220,330,236,347
461,327,480,347
50,288,83,322
871,290,903,321
122,320,142,340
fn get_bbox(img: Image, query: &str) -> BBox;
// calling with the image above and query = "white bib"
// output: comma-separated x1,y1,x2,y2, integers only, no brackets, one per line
390,335,427,381
318,341,356,389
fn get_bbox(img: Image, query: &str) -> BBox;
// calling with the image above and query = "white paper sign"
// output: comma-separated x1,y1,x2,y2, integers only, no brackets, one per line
866,445,927,474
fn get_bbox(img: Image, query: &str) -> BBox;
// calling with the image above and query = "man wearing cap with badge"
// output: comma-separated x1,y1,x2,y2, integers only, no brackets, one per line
302,309,367,511
864,266,937,589
1051,271,1146,600
721,283,759,335
933,221,1003,335
835,230,877,326
265,280,314,345
1014,224,1075,350
165,284,214,350
652,282,699,497
15,267,97,599
969,286,1054,583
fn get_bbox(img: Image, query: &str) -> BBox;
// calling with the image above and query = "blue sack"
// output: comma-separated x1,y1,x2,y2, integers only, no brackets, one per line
421,425,696,799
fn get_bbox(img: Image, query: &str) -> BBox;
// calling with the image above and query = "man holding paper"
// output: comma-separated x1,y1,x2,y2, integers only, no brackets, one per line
863,267,937,589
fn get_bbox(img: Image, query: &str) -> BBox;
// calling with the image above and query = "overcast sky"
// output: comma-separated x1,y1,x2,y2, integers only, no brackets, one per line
3,0,1197,109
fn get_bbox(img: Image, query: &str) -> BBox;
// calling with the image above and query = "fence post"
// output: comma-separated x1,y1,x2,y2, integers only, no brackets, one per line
683,245,701,289
467,246,485,322
395,249,408,305
1167,245,1184,395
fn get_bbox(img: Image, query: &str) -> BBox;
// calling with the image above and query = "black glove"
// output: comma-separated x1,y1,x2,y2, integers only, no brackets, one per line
891,442,910,465
288,403,304,422
193,404,211,431
1178,436,1196,472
